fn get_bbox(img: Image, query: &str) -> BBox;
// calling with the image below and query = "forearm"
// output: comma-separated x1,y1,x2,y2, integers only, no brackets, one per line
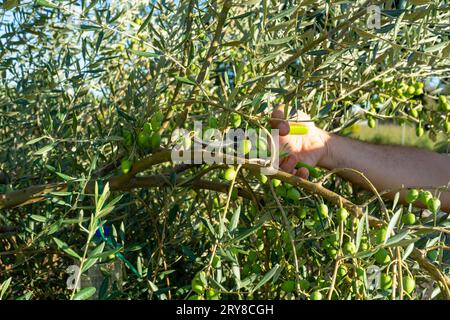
317,131,450,212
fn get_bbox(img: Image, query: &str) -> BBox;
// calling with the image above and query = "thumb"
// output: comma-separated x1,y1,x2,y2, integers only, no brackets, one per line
270,104,290,136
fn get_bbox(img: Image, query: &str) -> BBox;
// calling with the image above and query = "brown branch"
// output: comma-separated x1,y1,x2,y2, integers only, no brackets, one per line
410,249,450,297
0,182,67,210
122,175,260,202
107,149,173,189
242,162,366,219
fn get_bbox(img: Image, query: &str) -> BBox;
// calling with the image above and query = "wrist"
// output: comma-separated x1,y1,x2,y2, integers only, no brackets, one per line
316,128,335,169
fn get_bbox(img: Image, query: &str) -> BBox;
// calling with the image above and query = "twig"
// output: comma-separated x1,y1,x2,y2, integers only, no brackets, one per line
269,178,305,299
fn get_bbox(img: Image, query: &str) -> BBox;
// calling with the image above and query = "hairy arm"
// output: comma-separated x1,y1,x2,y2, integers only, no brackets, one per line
319,131,450,212
270,105,450,212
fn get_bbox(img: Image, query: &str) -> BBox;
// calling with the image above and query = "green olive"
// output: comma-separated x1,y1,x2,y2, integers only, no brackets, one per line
230,113,242,128
427,198,440,213
272,179,282,188
295,161,320,178
206,288,218,299
191,278,204,295
403,276,415,294
327,248,338,258
441,102,450,112
151,111,164,131
415,125,424,137
396,88,404,98
376,227,388,243
151,132,161,149
380,273,393,290
407,85,416,95
360,242,369,251
318,203,329,218
418,190,433,205
337,265,348,277
414,82,424,89
296,207,308,219
257,137,268,154
286,188,301,201
143,122,152,134
337,207,349,222
374,248,391,265
241,139,252,155
137,131,151,149
258,174,268,184
223,167,237,181
402,212,416,225
405,189,419,203
120,158,132,174
400,82,409,91
310,290,323,300
343,242,357,255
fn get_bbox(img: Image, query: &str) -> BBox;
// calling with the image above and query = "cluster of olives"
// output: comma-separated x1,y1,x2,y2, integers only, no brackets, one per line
374,79,424,100
190,266,221,300
120,111,164,174
208,194,421,299
216,164,431,299
405,189,441,214
372,79,449,135
270,178,302,202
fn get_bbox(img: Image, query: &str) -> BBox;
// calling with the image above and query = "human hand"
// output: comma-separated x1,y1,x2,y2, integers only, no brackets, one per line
270,105,330,179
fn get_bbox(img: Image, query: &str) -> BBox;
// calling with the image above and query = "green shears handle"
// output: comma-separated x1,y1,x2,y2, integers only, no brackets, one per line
289,123,309,135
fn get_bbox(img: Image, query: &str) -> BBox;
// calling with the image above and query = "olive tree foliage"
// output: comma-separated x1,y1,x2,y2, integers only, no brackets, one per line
0,0,449,300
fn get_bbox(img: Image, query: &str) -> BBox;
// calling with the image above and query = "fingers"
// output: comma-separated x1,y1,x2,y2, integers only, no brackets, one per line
295,156,316,179
296,167,310,180
280,155,297,173
270,104,290,136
